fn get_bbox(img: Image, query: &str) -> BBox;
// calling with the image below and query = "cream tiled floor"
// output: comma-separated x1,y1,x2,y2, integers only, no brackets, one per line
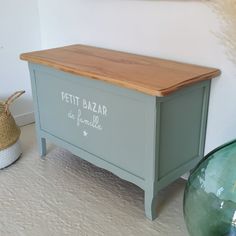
0,124,188,236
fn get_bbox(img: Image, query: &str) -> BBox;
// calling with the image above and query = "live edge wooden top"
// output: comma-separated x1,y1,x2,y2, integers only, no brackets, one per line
20,44,220,96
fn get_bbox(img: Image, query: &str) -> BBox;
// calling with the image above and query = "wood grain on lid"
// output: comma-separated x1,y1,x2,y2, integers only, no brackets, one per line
20,44,220,96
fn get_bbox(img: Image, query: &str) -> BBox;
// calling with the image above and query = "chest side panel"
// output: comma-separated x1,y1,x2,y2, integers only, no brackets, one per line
157,82,210,181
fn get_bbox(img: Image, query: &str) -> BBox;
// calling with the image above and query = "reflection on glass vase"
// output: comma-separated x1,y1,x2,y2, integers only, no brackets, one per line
184,140,236,236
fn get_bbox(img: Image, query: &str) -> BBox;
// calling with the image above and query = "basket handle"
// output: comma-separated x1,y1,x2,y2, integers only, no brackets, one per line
4,91,25,115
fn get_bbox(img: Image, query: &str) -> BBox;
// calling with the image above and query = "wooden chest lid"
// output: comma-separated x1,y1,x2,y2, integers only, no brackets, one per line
20,44,220,96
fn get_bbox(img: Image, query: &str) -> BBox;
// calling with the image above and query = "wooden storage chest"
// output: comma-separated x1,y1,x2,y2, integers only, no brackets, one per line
20,45,220,220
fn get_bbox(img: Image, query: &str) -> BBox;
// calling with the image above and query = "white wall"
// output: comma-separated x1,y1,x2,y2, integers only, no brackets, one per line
0,0,41,125
15,0,236,153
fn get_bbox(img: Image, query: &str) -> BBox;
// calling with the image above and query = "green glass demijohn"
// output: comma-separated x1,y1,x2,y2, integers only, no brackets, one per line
184,140,236,236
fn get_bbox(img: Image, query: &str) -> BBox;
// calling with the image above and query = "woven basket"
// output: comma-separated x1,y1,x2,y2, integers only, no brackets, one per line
0,91,25,169
0,91,25,150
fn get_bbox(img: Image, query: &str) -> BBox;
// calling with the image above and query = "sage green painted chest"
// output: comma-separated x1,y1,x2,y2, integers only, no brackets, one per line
21,44,220,220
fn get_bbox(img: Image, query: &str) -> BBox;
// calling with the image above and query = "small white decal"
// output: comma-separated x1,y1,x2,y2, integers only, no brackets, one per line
77,109,102,130
61,91,108,133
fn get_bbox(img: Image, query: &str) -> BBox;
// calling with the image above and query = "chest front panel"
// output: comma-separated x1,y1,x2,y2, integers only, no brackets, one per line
34,66,154,179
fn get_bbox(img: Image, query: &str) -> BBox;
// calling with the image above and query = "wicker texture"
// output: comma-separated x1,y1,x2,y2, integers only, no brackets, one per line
0,91,25,150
